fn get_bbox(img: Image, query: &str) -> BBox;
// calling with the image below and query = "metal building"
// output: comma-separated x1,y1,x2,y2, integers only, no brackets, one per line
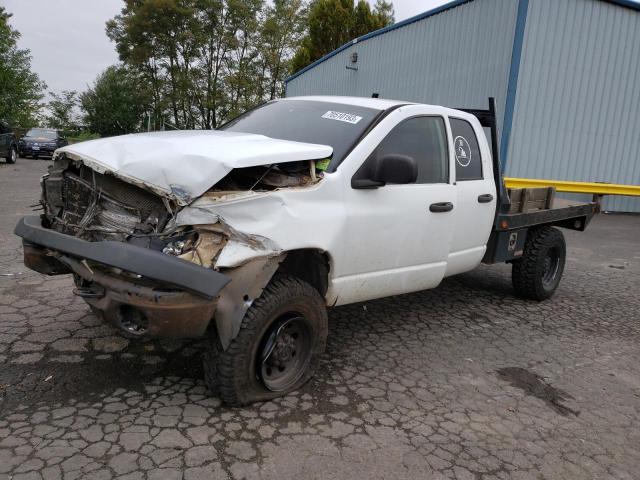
286,0,640,212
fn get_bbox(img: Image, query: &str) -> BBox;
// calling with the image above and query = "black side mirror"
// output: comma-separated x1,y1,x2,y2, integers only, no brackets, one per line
352,154,418,189
375,154,418,184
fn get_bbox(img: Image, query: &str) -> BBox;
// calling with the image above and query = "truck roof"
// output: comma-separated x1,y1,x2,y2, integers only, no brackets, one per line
282,96,475,119
283,95,413,110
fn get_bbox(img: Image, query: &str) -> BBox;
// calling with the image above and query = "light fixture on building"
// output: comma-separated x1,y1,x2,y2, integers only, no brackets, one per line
346,52,358,71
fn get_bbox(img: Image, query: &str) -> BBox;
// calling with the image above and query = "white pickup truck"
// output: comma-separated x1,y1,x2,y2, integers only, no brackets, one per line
15,96,595,405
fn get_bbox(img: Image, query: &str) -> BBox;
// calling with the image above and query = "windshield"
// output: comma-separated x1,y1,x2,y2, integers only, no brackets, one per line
220,100,380,166
25,128,57,140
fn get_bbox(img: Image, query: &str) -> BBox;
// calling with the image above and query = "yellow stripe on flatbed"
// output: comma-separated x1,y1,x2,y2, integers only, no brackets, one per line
503,178,640,197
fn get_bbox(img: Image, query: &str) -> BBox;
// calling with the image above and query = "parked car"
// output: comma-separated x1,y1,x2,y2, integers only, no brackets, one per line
14,96,596,406
18,128,67,159
0,122,18,164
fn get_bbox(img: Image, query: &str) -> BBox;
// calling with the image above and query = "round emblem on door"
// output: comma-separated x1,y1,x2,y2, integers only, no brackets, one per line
454,136,471,167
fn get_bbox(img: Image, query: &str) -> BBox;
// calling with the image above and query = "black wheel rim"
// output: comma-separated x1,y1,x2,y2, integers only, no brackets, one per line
258,314,312,392
542,247,561,288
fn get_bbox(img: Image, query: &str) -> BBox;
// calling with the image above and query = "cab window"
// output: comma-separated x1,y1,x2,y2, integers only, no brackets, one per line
450,118,483,181
370,116,449,184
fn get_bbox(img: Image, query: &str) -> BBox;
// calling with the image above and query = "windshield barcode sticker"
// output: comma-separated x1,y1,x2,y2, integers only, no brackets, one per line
321,111,362,124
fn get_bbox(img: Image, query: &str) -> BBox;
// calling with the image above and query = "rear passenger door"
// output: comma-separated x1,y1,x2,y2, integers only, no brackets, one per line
445,116,496,276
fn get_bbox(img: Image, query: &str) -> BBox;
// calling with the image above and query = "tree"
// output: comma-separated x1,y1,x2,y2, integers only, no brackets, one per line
198,0,264,127
0,7,46,126
292,0,394,73
106,0,201,129
106,0,308,130
258,0,307,100
45,90,78,131
107,0,260,129
80,66,150,136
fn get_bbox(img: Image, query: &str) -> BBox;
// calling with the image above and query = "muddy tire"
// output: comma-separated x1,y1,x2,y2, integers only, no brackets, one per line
512,226,566,301
6,146,17,164
203,275,328,406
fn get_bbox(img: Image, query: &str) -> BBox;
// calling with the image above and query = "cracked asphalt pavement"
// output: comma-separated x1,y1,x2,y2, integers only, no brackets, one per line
1,158,639,479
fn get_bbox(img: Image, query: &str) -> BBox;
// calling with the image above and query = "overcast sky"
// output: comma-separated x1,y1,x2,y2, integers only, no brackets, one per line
3,0,448,97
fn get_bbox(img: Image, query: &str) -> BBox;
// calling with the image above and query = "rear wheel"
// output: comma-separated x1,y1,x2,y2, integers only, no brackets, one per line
203,275,328,406
512,226,566,300
6,146,17,164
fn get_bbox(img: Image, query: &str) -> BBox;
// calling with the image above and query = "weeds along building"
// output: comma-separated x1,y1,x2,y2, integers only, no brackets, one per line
286,0,640,212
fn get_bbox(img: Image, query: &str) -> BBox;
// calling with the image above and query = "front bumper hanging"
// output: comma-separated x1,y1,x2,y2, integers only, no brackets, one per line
14,216,229,298
14,216,231,337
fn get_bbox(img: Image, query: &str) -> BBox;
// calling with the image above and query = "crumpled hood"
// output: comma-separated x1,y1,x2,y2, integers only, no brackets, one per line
56,130,333,205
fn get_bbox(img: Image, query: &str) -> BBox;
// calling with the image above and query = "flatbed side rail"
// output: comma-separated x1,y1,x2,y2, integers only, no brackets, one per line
504,177,640,197
483,202,596,264
495,202,595,232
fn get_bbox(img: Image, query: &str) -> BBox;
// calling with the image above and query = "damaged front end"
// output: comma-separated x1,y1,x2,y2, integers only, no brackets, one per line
15,151,325,346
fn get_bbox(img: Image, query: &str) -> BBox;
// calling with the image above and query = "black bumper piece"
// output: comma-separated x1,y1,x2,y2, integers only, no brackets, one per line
14,216,230,299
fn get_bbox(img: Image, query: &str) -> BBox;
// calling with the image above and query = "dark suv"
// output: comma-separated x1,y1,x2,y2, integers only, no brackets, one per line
19,128,68,159
0,122,18,164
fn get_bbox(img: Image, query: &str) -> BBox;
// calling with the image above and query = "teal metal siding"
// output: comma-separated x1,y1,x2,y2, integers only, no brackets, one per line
286,0,519,139
507,0,640,211
287,0,640,212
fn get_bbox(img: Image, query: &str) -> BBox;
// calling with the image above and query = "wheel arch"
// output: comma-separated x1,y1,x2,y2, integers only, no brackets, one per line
275,248,331,298
212,248,332,351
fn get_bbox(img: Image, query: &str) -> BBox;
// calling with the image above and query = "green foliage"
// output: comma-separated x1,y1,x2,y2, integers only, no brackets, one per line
105,0,307,130
292,0,394,73
67,131,101,144
256,0,308,101
0,7,46,127
80,66,149,136
44,90,78,131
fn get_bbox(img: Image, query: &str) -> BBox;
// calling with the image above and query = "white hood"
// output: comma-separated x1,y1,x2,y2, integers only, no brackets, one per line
56,130,333,205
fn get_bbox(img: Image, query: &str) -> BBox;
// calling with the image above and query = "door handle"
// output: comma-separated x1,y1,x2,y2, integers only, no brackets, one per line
429,202,454,213
477,194,494,203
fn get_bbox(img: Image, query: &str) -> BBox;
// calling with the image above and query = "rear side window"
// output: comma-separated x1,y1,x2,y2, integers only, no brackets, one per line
450,118,482,181
372,116,448,184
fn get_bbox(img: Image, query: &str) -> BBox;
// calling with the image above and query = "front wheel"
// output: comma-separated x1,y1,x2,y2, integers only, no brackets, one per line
203,275,328,406
512,226,566,301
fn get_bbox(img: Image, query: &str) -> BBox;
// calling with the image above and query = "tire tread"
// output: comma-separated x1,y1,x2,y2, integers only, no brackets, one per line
512,226,565,301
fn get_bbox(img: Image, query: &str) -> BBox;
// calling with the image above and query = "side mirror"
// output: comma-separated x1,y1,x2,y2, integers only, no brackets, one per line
352,154,418,189
375,154,418,185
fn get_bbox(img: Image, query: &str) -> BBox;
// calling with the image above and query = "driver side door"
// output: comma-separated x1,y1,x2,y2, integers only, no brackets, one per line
333,112,456,305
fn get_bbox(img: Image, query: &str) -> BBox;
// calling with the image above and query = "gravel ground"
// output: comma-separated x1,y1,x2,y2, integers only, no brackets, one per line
1,158,639,480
